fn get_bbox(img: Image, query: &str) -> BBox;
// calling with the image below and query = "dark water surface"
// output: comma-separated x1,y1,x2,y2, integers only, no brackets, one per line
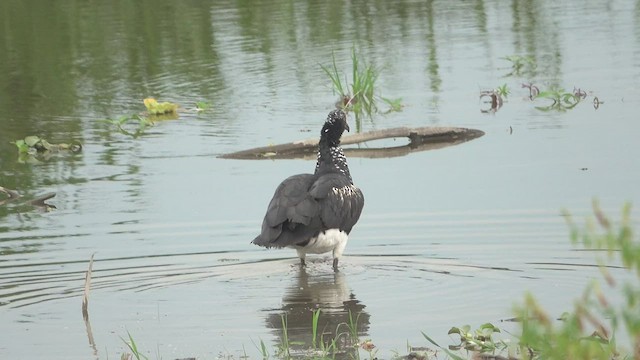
1,0,640,359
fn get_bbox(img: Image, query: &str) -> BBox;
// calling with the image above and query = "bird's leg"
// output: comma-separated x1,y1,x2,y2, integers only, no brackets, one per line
296,249,306,267
332,257,339,272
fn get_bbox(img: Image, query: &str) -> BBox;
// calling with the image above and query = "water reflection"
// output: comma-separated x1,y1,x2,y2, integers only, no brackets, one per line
264,268,369,358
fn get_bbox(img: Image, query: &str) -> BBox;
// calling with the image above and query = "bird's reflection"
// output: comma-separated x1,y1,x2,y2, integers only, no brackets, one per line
264,268,370,357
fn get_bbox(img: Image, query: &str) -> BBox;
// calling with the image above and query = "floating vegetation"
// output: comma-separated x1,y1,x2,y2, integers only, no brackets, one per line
483,54,605,113
531,85,604,112
102,115,155,138
321,47,402,123
143,97,179,115
10,135,82,163
12,135,82,155
501,55,537,77
195,101,212,112
103,98,184,138
480,80,602,114
534,86,581,112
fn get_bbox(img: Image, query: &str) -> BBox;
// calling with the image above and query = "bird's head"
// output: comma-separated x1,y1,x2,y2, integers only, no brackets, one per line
321,110,349,144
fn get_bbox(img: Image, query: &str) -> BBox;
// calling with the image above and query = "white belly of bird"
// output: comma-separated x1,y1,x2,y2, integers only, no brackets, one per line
294,228,348,256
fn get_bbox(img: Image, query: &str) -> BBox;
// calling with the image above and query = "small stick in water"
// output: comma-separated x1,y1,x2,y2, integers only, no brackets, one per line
82,254,95,320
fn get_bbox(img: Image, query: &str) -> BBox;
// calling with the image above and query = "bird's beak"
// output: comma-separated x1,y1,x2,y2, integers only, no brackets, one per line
345,123,350,132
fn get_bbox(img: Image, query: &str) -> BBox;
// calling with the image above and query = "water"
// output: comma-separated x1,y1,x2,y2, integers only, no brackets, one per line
1,0,640,359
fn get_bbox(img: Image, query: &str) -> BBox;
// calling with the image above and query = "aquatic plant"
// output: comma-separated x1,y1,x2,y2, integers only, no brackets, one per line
447,323,507,354
195,101,212,112
480,77,601,113
495,84,510,98
533,86,581,112
143,97,179,115
520,83,601,112
422,202,640,360
501,55,536,77
275,314,291,358
12,135,82,155
421,323,510,360
102,115,155,138
346,310,362,345
102,98,184,138
120,332,149,360
311,309,321,349
321,47,402,122
310,309,339,359
521,82,540,100
257,338,271,359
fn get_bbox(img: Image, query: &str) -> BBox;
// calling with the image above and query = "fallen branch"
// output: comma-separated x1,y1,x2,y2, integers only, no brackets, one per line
220,126,484,160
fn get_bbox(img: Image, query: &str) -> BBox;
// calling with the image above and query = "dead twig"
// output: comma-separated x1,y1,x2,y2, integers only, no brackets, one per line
82,254,95,320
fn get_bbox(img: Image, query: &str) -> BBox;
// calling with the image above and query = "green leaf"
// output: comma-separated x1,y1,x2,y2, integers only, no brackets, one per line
195,101,211,111
535,90,557,99
421,332,466,360
479,322,500,332
24,136,41,147
13,140,29,153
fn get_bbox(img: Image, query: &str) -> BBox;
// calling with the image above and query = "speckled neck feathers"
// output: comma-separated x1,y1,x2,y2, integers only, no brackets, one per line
314,110,352,183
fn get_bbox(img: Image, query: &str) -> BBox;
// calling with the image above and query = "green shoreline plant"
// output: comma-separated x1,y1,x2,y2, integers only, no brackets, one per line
424,202,639,360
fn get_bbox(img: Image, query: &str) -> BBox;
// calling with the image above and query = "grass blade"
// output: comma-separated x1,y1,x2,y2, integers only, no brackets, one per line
421,331,466,360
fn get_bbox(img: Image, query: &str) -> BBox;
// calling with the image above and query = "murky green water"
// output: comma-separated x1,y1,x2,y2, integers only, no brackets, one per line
2,0,640,359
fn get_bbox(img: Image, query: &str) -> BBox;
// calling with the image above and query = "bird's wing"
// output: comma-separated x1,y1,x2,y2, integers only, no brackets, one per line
309,173,365,234
252,174,322,248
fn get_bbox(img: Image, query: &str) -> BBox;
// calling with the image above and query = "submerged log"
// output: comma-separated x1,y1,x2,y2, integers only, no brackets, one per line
220,126,485,160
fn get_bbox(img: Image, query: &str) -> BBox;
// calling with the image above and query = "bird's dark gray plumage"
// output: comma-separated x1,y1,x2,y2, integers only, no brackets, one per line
252,110,364,271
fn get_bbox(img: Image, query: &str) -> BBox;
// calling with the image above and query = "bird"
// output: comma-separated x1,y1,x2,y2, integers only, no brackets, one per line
252,109,364,271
